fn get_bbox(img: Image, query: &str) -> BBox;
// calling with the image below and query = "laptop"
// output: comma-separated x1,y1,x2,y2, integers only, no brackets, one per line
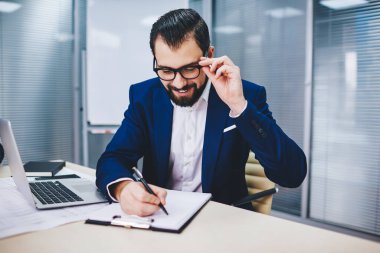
0,118,108,209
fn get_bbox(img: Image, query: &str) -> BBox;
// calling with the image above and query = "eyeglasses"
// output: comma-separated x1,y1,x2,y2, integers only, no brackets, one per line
153,58,202,81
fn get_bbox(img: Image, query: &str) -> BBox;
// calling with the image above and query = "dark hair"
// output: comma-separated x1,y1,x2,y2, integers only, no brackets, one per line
150,8,210,56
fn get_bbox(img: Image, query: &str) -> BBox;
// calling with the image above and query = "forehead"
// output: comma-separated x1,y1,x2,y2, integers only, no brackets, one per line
154,36,203,68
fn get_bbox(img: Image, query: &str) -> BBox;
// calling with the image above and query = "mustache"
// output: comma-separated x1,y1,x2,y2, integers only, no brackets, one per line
168,83,196,91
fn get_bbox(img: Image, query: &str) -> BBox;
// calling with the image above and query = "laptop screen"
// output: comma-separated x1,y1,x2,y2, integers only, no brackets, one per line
0,118,35,206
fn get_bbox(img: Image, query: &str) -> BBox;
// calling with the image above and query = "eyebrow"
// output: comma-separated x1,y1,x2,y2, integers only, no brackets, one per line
157,60,200,69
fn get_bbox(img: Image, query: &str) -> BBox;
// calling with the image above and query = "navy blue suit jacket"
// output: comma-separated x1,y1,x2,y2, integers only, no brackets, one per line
96,77,307,209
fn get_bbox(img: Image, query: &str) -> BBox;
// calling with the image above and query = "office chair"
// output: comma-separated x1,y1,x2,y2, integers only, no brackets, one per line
244,152,277,214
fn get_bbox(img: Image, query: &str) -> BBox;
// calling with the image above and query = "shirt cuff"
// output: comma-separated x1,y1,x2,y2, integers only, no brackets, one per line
229,100,248,118
106,177,134,202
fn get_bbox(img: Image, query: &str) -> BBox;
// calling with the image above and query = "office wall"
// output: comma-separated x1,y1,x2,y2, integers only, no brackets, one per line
86,0,188,126
0,0,75,163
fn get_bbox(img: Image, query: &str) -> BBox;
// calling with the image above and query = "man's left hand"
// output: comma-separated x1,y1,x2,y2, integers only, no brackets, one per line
199,56,246,115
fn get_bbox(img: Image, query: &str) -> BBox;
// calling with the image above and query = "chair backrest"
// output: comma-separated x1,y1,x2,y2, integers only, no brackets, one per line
245,152,275,214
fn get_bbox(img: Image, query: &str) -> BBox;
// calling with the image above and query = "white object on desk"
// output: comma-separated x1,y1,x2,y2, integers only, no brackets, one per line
87,190,212,232
0,177,107,239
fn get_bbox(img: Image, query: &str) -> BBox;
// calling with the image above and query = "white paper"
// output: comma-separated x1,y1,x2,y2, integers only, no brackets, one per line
88,190,212,231
0,178,107,239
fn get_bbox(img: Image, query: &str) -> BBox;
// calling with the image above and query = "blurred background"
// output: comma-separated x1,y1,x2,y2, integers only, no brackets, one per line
0,0,379,240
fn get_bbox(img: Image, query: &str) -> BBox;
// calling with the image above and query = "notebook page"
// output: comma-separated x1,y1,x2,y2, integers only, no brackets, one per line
152,190,211,230
87,190,212,231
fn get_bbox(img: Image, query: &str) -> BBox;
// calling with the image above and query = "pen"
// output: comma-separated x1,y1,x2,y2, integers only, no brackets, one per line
131,167,169,215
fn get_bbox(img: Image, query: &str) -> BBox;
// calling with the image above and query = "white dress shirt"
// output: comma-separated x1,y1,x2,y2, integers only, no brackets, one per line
166,80,211,192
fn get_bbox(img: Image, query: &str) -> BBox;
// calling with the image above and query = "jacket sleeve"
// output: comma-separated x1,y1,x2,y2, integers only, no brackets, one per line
233,86,307,188
95,84,146,200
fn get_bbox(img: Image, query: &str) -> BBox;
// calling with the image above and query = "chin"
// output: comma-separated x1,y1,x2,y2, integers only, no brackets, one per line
173,96,197,107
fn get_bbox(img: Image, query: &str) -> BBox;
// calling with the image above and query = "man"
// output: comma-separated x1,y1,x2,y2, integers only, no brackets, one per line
96,8,307,216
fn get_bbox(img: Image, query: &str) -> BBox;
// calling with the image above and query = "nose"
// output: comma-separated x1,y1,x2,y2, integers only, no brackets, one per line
171,72,187,89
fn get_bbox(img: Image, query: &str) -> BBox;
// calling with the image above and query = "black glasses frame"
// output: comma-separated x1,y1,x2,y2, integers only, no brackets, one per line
153,57,202,81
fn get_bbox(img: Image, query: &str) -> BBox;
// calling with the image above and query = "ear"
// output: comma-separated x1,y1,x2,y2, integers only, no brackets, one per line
208,46,215,58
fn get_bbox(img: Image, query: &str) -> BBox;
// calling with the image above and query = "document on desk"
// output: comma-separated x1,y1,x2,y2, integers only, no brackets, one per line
0,178,107,239
87,190,212,233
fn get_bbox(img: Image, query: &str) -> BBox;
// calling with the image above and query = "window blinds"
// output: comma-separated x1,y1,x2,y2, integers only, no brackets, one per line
310,0,380,235
0,0,74,163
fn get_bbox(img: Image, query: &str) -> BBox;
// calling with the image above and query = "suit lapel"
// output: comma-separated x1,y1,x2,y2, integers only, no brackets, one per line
202,86,229,192
153,85,173,187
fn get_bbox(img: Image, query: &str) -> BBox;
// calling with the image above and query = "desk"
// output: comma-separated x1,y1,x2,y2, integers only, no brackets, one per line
0,164,379,253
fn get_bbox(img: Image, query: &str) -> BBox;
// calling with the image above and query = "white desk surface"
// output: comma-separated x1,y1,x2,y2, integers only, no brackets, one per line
0,163,379,253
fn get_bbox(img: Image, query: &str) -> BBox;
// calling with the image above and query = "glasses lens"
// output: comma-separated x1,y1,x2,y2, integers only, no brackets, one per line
157,69,175,81
181,67,200,79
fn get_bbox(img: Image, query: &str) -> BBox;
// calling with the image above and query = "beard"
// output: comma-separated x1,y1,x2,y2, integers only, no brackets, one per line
166,78,208,107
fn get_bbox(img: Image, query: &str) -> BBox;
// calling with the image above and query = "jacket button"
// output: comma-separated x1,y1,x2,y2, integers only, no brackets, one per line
258,128,267,138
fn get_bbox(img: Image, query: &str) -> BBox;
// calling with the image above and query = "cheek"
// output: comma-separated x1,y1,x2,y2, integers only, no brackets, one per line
195,73,207,88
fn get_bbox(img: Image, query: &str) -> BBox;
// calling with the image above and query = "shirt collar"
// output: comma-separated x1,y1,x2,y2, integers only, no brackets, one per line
201,78,211,104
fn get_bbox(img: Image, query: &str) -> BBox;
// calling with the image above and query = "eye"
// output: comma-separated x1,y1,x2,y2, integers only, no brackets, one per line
160,69,173,74
182,67,197,73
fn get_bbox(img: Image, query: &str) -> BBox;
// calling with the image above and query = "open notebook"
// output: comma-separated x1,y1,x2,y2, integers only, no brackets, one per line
86,190,212,233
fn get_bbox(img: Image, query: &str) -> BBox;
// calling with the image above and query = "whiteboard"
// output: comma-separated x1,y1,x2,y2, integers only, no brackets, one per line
87,0,188,125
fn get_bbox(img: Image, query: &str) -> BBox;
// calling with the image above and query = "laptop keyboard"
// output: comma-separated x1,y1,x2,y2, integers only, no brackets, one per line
29,181,83,205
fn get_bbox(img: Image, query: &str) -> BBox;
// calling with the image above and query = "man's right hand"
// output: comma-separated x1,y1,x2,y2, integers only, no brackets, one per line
113,180,167,217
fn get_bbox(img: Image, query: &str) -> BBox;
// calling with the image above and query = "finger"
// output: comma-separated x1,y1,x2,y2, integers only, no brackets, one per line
123,199,159,217
118,184,159,216
149,184,167,205
215,65,234,79
199,56,234,67
199,57,223,72
219,55,234,66
210,56,235,72
209,58,224,73
199,57,213,66
132,184,160,205
134,202,160,217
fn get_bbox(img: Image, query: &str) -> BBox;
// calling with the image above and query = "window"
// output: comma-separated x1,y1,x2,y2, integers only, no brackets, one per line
0,0,75,162
310,0,380,235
